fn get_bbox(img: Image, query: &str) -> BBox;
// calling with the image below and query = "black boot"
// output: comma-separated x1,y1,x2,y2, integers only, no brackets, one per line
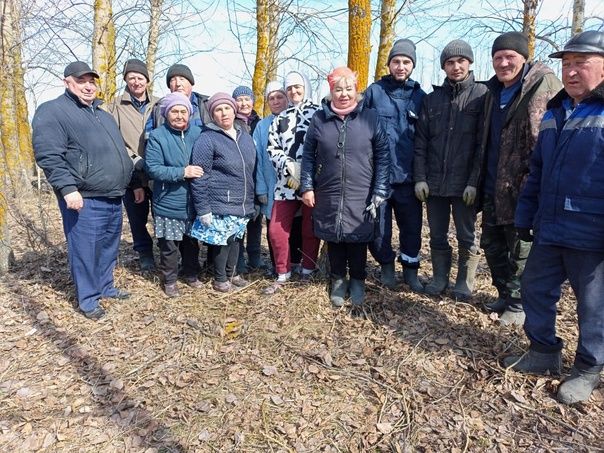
452,248,480,301
503,339,563,375
380,262,396,289
349,279,365,306
403,267,424,293
424,248,451,296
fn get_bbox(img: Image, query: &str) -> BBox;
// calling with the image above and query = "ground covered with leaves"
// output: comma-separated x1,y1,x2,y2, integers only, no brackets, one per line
0,191,602,452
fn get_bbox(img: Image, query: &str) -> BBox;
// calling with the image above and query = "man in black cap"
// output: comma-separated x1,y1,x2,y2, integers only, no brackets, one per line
32,61,133,320
146,63,211,131
363,38,426,292
504,30,604,405
479,31,562,325
106,58,159,271
414,39,487,300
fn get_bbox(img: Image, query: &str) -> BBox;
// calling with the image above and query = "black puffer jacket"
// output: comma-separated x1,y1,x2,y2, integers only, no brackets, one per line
414,72,487,197
300,100,390,243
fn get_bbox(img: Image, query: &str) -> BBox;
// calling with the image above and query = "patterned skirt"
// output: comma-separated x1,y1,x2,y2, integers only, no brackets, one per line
154,216,194,241
190,214,249,246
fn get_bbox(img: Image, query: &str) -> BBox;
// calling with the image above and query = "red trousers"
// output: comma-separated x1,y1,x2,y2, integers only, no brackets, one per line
268,200,320,275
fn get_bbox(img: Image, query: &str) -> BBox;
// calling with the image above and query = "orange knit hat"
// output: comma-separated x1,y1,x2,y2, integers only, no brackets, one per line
327,66,358,91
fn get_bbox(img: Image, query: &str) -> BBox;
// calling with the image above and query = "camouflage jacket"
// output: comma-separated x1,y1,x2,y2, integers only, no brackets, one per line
479,62,562,225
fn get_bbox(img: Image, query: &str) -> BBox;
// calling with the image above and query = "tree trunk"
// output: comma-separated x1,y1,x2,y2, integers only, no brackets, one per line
263,1,279,117
146,0,163,93
572,0,585,35
252,0,271,116
348,0,371,90
374,0,396,81
92,0,117,102
522,0,539,61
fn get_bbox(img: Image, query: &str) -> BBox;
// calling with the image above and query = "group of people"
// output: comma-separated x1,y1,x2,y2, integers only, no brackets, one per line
32,30,604,405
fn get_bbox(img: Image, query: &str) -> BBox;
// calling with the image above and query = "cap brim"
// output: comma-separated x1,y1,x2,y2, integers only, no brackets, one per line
69,70,100,78
549,45,604,58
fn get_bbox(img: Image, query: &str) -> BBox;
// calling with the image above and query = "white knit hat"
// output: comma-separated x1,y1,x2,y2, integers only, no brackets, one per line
265,81,286,98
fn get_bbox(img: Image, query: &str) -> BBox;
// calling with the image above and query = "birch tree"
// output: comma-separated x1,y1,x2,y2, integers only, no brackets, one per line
146,0,163,94
572,0,585,35
92,0,117,102
522,0,539,61
348,0,371,90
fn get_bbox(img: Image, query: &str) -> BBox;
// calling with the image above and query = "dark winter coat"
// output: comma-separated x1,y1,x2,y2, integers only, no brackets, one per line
190,123,256,218
414,72,487,196
32,89,133,198
515,81,604,252
300,100,390,243
144,123,202,220
363,75,425,185
479,62,561,224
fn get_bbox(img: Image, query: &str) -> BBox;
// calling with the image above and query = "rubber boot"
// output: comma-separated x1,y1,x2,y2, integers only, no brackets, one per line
403,267,424,293
139,251,156,272
558,366,602,405
380,262,396,289
451,248,479,301
498,297,525,326
349,279,365,306
424,248,452,296
330,278,348,308
502,340,563,375
485,286,509,313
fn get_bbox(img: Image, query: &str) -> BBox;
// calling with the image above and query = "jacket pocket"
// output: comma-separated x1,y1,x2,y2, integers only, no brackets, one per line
564,196,604,215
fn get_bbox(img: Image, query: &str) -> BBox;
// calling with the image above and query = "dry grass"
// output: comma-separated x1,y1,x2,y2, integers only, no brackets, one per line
0,190,602,452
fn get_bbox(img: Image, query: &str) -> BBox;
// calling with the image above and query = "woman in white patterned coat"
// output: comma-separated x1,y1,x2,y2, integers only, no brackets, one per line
264,71,320,294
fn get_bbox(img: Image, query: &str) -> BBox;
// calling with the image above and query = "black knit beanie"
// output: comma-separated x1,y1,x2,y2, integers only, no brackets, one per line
492,31,529,59
388,39,417,66
123,58,150,82
166,64,195,87
440,40,474,68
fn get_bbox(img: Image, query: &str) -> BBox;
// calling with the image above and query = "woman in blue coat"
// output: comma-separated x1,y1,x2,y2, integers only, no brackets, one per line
190,93,256,292
300,67,390,307
145,92,204,297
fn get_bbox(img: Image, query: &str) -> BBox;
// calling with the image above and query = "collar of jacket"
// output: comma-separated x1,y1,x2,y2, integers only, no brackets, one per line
435,71,476,95
320,97,364,120
485,62,554,99
163,121,191,135
64,88,102,109
204,121,243,139
122,86,150,104
379,75,421,94
547,79,604,109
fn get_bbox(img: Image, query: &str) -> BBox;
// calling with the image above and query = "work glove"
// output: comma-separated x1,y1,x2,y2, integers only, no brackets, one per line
257,194,268,205
365,194,386,220
199,213,213,227
462,185,477,206
285,161,301,190
414,182,429,202
516,227,534,242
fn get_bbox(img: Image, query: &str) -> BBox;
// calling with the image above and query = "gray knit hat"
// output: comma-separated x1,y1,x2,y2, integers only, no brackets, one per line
388,38,417,66
440,40,474,68
166,64,195,87
492,31,529,59
123,58,150,82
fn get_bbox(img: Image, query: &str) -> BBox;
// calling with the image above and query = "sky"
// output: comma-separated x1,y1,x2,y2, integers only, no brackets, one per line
25,0,604,110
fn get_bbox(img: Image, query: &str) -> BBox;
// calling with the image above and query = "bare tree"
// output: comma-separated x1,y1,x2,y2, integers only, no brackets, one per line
374,0,397,81
522,0,540,60
252,0,276,115
146,0,163,95
348,0,371,90
92,0,117,102
572,0,585,35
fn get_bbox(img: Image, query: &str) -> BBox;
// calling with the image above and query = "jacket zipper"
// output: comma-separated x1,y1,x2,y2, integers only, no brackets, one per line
91,105,128,186
234,130,247,216
337,117,348,241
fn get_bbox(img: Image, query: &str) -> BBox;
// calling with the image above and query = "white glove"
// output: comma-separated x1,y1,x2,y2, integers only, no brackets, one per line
414,182,429,202
285,161,301,190
365,195,386,220
199,213,212,226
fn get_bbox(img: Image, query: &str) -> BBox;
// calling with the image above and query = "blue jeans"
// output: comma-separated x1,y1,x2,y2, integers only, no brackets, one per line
369,184,423,268
122,187,153,254
58,196,123,313
426,196,477,252
522,244,604,370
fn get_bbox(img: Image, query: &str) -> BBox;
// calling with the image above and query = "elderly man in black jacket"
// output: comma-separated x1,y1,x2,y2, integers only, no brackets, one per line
33,62,133,320
414,40,487,300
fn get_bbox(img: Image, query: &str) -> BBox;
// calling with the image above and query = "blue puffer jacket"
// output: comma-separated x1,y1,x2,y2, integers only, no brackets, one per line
515,82,604,252
145,122,202,220
252,115,277,219
300,100,390,243
363,75,425,185
190,123,256,218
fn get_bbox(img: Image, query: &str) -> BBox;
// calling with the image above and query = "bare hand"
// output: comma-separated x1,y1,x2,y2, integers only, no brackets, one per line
301,190,315,208
64,191,84,212
133,188,145,204
184,165,204,178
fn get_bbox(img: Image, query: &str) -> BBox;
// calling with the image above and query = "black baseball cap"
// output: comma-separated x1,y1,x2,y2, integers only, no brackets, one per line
64,61,100,79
